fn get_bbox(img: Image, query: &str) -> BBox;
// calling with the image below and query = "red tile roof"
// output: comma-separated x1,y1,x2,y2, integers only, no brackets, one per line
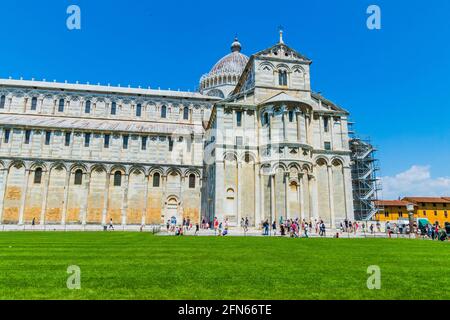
402,197,450,204
375,200,410,207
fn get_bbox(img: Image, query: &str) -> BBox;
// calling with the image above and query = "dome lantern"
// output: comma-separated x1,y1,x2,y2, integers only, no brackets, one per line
231,37,242,52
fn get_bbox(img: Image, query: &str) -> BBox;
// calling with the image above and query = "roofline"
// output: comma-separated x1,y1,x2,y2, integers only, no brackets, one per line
0,79,219,102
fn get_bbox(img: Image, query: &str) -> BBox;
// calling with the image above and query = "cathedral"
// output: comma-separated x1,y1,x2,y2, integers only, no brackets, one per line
0,33,354,229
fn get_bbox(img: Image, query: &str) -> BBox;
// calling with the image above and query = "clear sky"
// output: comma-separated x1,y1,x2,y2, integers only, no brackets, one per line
1,0,449,198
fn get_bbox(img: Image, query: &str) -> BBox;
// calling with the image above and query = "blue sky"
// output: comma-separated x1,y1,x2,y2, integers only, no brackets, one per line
1,0,449,198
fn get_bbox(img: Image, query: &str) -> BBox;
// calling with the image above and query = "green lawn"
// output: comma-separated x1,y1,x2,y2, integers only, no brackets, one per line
0,232,448,300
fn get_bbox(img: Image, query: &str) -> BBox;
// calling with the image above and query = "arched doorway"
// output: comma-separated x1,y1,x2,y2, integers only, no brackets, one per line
165,196,180,225
224,188,236,219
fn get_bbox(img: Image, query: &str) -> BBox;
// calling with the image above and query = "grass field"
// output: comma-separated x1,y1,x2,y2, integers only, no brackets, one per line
0,232,448,300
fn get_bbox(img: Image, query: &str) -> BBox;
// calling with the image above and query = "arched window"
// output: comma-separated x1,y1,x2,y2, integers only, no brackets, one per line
288,110,294,122
153,172,160,187
189,174,196,189
161,105,167,118
136,104,142,117
58,98,65,112
31,97,38,110
85,100,91,114
279,70,288,86
74,169,83,185
262,112,269,126
114,171,122,187
34,168,43,184
111,102,117,115
183,107,189,120
0,95,5,109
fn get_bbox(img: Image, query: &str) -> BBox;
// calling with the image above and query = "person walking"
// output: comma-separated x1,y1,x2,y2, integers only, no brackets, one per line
272,220,277,236
263,220,269,236
213,217,219,235
109,218,114,231
195,223,199,236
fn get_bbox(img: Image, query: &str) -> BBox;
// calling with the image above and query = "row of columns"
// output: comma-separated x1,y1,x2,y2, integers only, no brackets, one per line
266,172,317,223
0,166,200,226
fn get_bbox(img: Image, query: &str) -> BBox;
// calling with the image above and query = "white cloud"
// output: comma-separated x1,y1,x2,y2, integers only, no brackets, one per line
380,165,450,199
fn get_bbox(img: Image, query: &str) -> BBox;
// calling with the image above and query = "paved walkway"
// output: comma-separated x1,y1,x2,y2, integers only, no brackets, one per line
158,227,420,239
0,224,438,240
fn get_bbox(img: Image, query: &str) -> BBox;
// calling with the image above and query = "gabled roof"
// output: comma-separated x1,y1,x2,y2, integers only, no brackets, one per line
259,92,305,106
253,42,311,63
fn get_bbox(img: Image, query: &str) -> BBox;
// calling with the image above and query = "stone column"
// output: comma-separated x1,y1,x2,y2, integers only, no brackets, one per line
260,172,266,223
61,170,71,225
81,172,91,225
309,174,319,221
282,112,287,142
319,115,324,149
40,169,50,225
142,174,149,225
330,116,334,150
237,161,242,226
327,165,335,228
284,172,289,220
215,161,225,222
254,164,261,228
121,173,129,226
18,169,31,225
161,175,167,223
299,175,305,221
296,111,301,142
101,172,110,225
305,115,311,145
0,168,10,223
270,174,275,224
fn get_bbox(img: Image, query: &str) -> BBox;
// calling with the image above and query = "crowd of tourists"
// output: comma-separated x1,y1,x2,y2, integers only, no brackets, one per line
163,215,448,241
261,217,327,238
384,220,448,241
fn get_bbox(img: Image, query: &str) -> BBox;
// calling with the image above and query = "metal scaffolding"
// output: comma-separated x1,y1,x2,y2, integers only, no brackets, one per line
349,123,382,221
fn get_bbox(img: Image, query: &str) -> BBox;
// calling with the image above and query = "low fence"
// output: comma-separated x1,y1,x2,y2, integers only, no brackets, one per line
0,224,162,234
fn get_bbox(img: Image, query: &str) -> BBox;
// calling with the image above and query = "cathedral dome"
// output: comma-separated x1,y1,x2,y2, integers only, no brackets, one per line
200,38,249,98
208,38,248,77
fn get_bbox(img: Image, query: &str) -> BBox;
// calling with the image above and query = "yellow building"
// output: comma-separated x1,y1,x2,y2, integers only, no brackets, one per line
375,197,450,227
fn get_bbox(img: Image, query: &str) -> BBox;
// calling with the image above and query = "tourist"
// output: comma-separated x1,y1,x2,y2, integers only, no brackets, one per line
291,222,298,238
213,217,219,235
166,220,170,232
319,220,326,237
109,218,114,230
272,221,277,236
195,223,199,235
32,217,36,227
263,220,269,236
244,217,249,232
376,221,381,232
280,224,286,236
218,222,223,236
370,223,374,234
